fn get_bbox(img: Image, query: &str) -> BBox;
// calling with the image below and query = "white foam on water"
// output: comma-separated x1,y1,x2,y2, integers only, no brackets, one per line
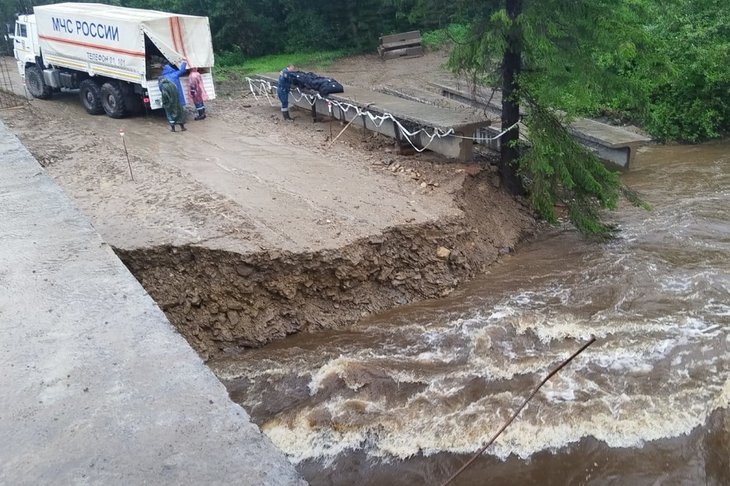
262,378,729,464
253,296,729,464
223,217,730,465
213,360,292,381
263,413,370,464
413,349,457,364
308,355,372,394
659,275,697,293
504,286,572,309
512,292,536,306
588,338,677,373
705,300,730,317
539,377,577,403
514,312,718,345
485,307,517,321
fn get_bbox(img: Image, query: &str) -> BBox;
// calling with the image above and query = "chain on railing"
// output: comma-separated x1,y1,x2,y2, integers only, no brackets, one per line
246,77,518,154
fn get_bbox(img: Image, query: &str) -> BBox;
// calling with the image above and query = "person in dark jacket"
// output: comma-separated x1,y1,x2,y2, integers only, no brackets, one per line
159,76,186,132
162,60,187,107
277,64,295,121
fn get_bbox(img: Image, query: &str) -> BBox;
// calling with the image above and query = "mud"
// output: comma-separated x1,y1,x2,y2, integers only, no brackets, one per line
1,52,536,358
117,172,535,359
0,91,26,110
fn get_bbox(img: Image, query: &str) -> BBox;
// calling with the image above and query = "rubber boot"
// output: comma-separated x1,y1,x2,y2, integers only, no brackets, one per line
170,123,176,132
199,108,206,120
283,110,292,121
180,123,187,132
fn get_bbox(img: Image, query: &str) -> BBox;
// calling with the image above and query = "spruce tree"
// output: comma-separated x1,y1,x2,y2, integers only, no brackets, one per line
451,0,649,237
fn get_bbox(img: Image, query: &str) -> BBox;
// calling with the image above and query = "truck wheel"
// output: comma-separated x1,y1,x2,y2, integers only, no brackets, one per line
100,82,127,118
25,65,52,99
79,79,104,115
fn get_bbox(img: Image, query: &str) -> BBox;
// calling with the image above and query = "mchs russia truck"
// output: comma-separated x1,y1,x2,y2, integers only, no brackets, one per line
12,2,216,118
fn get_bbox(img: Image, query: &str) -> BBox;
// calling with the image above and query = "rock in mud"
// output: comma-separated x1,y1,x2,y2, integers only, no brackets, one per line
236,264,254,277
436,246,451,260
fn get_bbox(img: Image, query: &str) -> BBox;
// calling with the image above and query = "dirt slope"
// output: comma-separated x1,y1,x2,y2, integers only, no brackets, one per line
0,52,536,357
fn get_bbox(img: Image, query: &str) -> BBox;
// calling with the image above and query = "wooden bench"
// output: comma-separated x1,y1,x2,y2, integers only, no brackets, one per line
377,31,423,60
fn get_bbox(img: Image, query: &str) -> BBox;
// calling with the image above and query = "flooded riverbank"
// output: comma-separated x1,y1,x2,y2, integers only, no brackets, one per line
212,141,729,484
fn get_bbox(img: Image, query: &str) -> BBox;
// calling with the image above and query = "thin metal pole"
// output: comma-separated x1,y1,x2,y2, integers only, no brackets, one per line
442,336,597,486
120,129,134,181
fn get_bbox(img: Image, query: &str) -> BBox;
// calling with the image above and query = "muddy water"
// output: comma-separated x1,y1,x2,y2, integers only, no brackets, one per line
211,142,730,485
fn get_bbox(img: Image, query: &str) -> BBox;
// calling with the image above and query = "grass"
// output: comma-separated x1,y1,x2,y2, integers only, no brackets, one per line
214,49,352,81
421,24,468,50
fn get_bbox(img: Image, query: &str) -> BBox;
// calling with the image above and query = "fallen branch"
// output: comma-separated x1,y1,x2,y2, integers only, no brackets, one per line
442,336,597,486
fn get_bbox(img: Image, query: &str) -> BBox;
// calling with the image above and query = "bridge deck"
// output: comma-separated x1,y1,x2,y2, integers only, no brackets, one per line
568,117,651,148
431,81,651,169
256,74,490,161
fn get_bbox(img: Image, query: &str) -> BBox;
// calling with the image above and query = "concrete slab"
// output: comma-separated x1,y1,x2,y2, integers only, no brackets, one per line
431,81,652,169
255,74,490,161
568,117,651,148
567,117,651,169
327,85,486,131
0,120,304,485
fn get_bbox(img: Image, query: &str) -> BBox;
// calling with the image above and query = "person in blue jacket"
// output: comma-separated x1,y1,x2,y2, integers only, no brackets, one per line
277,64,295,121
162,60,187,107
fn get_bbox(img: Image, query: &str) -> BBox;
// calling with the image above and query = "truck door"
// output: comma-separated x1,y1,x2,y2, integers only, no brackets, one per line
13,21,32,76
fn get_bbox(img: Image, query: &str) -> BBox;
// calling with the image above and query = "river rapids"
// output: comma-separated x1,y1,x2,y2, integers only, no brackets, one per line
211,142,729,485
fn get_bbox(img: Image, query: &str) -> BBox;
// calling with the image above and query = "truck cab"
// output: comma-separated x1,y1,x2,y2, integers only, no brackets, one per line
12,15,39,79
11,3,216,118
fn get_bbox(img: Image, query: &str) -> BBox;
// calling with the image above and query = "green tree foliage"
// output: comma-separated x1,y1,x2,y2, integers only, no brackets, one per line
449,0,729,144
520,100,624,236
281,0,394,53
450,0,650,236
450,0,652,114
640,0,730,142
1,3,17,55
535,0,730,143
3,0,726,142
445,0,727,233
383,0,458,30
119,0,412,56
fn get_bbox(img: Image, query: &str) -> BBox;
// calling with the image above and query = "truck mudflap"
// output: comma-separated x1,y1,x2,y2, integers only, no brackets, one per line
145,72,216,110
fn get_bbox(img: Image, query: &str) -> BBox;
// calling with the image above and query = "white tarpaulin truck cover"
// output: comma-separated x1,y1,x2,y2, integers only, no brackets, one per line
34,3,214,84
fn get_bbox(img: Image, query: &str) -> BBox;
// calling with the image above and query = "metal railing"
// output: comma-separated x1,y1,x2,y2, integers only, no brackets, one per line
0,55,29,109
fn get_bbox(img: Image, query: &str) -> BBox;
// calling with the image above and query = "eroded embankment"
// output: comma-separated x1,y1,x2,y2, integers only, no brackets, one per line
116,174,536,360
